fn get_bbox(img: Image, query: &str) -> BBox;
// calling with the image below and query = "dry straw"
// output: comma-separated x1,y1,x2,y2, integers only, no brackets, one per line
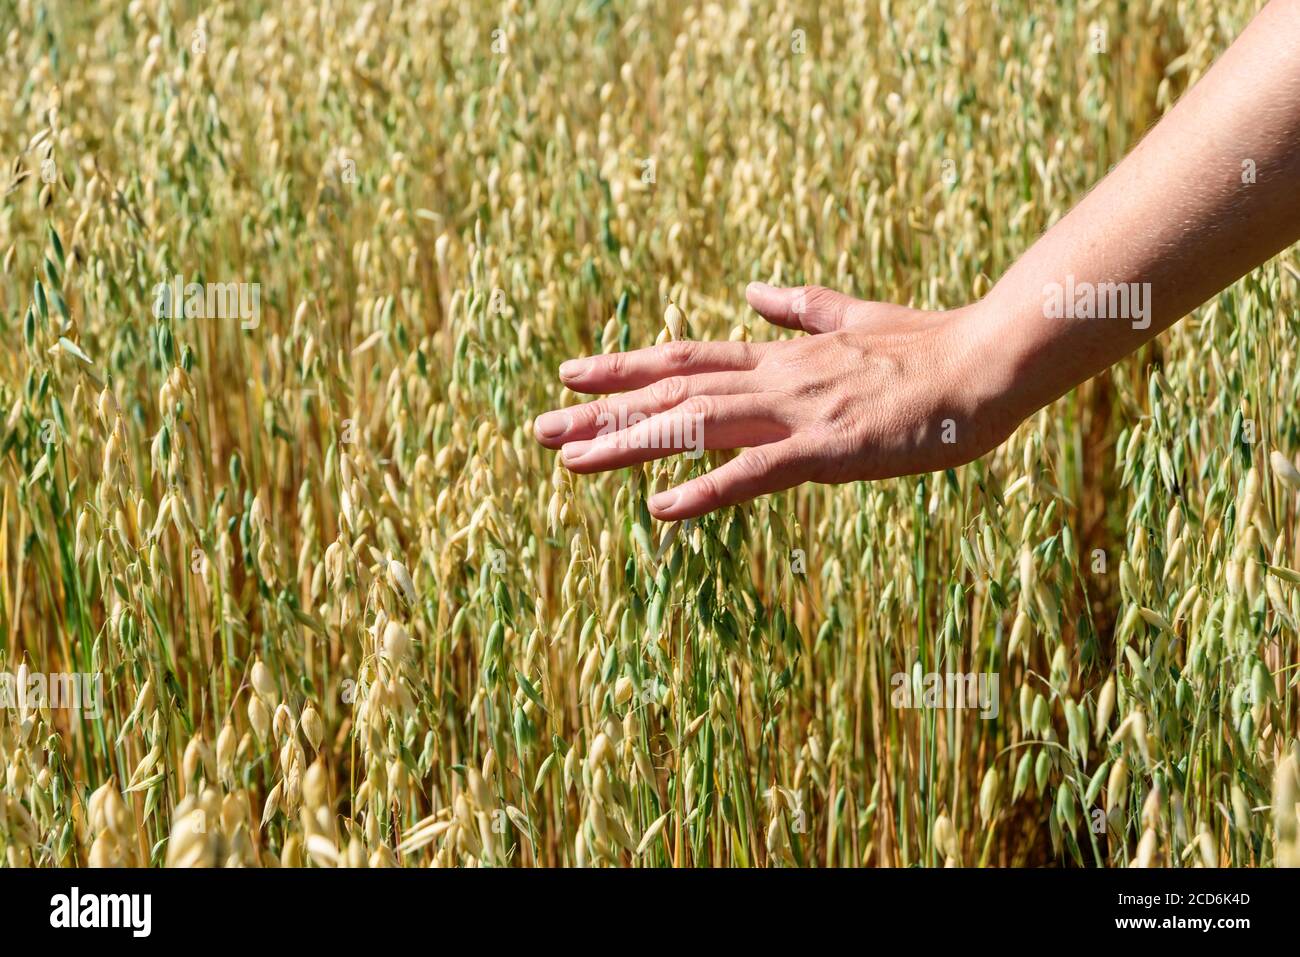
0,0,1296,868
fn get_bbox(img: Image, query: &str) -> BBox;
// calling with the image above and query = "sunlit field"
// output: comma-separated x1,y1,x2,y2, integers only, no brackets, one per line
1,0,1297,867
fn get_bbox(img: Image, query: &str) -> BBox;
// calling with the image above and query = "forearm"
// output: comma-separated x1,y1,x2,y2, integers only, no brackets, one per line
975,0,1300,422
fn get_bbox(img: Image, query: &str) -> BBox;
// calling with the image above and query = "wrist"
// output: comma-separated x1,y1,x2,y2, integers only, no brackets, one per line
948,296,1036,453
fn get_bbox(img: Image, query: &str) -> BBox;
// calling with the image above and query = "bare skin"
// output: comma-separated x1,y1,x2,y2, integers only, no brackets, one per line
535,0,1300,522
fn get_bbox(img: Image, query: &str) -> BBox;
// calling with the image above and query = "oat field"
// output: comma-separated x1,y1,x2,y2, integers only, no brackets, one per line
1,0,1298,867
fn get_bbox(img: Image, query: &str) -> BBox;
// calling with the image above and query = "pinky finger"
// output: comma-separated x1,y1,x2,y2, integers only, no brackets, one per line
646,438,814,521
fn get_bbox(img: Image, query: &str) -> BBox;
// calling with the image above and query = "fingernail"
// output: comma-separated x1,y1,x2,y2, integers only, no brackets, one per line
649,490,678,511
747,281,773,295
559,358,591,379
535,411,571,439
562,442,589,463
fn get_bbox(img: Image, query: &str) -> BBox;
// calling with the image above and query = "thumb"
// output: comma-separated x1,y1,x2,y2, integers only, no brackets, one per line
745,283,858,334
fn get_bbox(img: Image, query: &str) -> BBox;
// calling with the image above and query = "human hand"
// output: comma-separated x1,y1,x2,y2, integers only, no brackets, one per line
533,283,1018,521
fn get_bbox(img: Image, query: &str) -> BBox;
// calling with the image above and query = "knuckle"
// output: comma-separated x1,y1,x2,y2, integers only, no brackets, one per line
601,352,627,378
651,376,689,408
863,347,905,379
804,286,845,322
741,444,775,478
678,395,716,420
583,401,611,432
661,340,697,366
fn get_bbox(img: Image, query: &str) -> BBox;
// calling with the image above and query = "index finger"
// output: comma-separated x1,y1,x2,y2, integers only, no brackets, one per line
559,339,760,393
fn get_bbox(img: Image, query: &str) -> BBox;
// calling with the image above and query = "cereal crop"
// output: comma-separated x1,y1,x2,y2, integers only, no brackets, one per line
0,0,1297,867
